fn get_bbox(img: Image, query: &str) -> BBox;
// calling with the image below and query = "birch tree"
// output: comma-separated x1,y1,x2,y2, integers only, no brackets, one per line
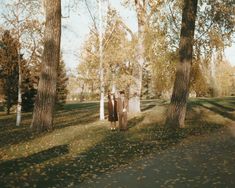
1,0,43,126
122,0,164,113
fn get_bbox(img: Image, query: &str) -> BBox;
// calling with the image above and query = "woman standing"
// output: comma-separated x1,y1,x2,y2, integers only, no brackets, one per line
107,93,118,130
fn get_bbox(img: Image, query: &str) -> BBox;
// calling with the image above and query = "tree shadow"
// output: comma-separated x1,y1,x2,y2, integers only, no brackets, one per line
187,98,235,121
0,126,35,148
206,100,235,111
140,100,167,112
141,104,156,112
0,144,69,176
0,99,234,187
0,100,161,149
127,115,145,129
0,115,149,187
57,102,99,115
0,103,101,148
0,113,41,148
197,103,235,121
54,110,99,130
0,106,228,187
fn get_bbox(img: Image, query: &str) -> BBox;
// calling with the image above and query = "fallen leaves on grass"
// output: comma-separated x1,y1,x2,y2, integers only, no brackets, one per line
0,98,234,187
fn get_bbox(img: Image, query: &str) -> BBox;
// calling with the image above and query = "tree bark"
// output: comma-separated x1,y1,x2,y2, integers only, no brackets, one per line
16,53,22,126
7,102,10,115
129,0,146,113
99,0,105,120
30,0,61,131
165,0,198,129
16,1,22,127
210,49,219,97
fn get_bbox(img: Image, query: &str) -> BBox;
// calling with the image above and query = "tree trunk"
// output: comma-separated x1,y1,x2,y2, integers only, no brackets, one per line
7,103,10,115
30,0,61,131
99,0,105,120
129,0,146,113
165,0,198,129
80,83,85,102
16,53,22,126
210,49,219,97
16,2,22,127
111,71,116,93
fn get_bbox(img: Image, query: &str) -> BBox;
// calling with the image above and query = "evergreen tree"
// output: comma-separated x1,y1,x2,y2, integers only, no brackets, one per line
21,58,37,112
56,55,68,108
0,30,18,114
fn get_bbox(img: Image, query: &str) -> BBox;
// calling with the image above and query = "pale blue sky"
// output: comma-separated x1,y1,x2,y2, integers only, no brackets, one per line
61,0,235,70
61,0,138,70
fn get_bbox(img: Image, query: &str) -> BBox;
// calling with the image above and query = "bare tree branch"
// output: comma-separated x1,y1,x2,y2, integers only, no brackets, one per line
85,0,98,31
168,4,180,31
119,20,134,39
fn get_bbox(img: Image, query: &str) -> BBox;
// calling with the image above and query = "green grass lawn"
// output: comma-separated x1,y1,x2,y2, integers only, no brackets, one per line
0,97,234,187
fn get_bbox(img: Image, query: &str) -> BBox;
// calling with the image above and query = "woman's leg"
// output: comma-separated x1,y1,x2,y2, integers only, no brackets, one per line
110,121,113,130
114,121,117,129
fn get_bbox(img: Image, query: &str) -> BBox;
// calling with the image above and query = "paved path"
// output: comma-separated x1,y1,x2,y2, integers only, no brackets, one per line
80,124,235,188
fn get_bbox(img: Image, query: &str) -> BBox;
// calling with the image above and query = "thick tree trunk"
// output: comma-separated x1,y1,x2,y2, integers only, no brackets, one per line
165,0,198,129
129,0,146,113
31,0,61,131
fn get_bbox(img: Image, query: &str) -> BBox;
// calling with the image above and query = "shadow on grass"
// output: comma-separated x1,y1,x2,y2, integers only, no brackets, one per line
0,111,99,148
0,99,233,187
0,113,39,148
0,145,69,176
0,103,145,153
54,110,99,130
0,101,159,148
0,118,225,187
0,103,101,148
140,99,167,112
198,103,235,121
141,104,156,112
127,115,145,129
187,97,235,121
206,100,235,111
0,114,147,187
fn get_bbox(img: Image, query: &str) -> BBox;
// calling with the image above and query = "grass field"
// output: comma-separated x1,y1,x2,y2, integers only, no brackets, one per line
0,97,234,187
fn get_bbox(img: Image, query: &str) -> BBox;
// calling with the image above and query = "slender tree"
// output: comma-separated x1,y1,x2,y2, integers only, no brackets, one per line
2,0,43,126
165,0,198,128
31,0,61,131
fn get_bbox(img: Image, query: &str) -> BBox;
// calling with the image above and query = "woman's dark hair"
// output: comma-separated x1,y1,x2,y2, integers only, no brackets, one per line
108,93,115,100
